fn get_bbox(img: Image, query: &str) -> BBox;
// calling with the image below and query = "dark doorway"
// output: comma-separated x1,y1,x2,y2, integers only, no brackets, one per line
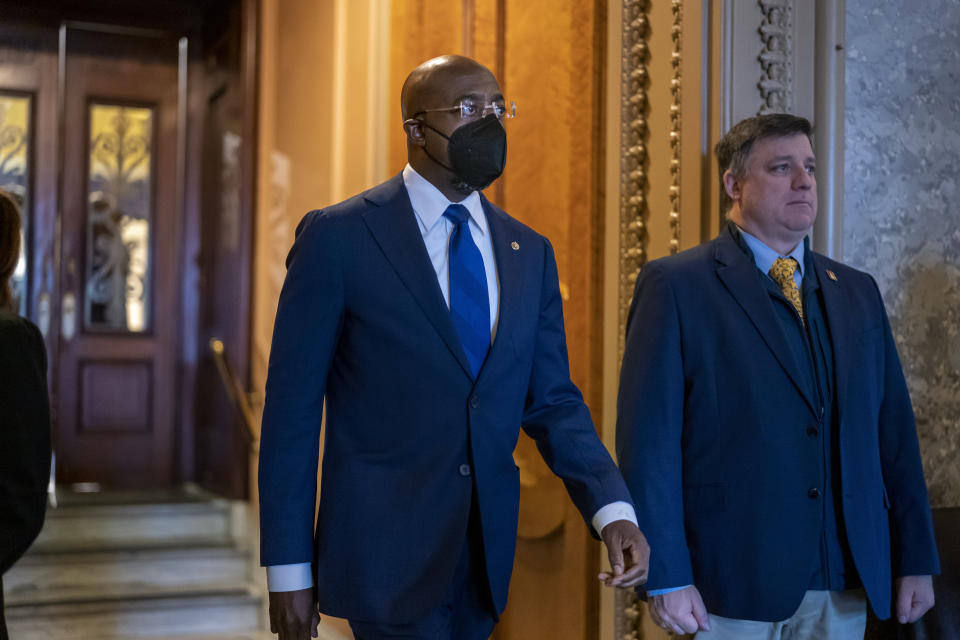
0,0,257,496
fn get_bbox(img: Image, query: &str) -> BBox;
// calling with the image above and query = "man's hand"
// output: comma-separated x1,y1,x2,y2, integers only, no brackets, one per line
896,575,935,624
598,520,650,588
268,588,321,640
648,585,710,635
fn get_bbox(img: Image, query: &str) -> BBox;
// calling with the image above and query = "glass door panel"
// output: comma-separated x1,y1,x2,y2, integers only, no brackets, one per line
0,91,32,315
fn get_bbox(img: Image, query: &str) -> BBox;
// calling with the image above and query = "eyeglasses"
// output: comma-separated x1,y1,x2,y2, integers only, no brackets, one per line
417,100,517,121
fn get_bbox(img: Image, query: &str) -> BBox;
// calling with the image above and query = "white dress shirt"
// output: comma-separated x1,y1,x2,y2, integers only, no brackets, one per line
266,166,636,591
403,164,501,337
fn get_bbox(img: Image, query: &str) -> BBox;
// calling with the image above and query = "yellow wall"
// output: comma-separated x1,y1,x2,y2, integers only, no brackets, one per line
254,1,392,636
254,0,391,398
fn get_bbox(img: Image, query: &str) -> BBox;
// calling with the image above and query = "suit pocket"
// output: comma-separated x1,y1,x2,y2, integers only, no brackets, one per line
683,483,725,515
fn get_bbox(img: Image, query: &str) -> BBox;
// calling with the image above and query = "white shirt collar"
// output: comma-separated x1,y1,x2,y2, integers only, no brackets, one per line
402,164,487,234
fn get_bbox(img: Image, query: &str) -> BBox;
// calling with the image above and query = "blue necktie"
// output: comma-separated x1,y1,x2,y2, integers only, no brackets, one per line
444,204,490,378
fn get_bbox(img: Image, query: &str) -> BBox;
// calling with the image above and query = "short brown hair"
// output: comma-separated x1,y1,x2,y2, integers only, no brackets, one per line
0,190,23,311
715,114,812,212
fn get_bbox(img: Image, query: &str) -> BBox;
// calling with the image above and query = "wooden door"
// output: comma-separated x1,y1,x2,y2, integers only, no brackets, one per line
53,27,183,488
0,24,57,334
2,0,258,494
192,0,258,500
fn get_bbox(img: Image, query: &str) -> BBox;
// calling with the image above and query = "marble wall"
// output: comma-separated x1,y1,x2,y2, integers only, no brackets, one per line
844,0,960,507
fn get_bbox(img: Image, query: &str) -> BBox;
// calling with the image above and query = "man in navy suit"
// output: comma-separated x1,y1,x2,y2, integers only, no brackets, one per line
259,55,650,640
616,114,940,638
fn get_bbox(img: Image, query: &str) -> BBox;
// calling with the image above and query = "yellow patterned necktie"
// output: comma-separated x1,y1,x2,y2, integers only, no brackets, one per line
769,257,804,324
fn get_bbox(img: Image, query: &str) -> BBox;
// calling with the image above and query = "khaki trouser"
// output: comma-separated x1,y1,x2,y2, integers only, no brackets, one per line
691,589,867,640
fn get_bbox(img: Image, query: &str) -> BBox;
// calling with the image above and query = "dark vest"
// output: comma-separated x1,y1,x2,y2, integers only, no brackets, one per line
741,233,861,591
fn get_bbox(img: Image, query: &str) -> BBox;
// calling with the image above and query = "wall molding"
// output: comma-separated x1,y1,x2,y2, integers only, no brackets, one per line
721,0,812,126
614,593,645,640
614,0,651,636
616,0,651,355
757,0,794,114
812,0,845,258
669,0,683,254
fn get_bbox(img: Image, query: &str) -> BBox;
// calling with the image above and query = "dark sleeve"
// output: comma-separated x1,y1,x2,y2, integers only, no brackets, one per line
615,263,693,590
520,238,633,538
870,277,941,577
258,211,345,566
0,316,52,575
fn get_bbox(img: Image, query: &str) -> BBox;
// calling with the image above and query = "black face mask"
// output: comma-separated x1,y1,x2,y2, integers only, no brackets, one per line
421,114,507,191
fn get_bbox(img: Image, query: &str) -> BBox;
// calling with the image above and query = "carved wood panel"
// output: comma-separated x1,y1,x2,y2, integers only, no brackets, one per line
80,361,152,433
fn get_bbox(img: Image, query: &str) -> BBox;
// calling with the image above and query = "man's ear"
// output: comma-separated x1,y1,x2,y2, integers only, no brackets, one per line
722,170,741,203
403,118,425,146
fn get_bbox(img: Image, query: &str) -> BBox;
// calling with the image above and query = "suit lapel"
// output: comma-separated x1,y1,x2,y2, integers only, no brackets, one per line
714,231,818,414
479,197,522,376
811,254,852,422
361,175,474,380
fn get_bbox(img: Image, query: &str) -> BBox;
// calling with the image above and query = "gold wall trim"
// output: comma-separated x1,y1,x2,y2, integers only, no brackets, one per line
669,0,682,255
614,1,651,637
615,594,644,640
617,0,651,353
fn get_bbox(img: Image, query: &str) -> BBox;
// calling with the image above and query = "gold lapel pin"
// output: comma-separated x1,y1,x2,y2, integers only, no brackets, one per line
826,269,838,282
511,241,520,251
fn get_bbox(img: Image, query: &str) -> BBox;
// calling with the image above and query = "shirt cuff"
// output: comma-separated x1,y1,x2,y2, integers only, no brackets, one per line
591,501,638,536
647,585,692,596
266,563,313,592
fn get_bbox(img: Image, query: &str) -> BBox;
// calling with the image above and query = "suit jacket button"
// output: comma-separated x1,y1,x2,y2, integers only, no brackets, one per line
459,464,472,477
808,487,820,498
469,395,479,409
806,425,819,437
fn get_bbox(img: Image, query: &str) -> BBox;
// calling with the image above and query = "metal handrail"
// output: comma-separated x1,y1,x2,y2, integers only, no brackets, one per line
209,338,259,449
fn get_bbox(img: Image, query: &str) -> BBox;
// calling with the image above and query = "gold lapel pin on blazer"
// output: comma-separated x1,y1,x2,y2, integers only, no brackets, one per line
511,241,520,251
826,269,838,282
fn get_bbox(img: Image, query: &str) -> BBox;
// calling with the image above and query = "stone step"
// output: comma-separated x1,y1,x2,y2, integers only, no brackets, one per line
5,585,263,639
5,488,268,639
5,544,250,597
31,499,235,552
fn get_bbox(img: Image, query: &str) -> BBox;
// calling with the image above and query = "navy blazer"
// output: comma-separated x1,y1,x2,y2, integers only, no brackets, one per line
0,310,50,577
259,174,632,624
616,225,940,622
0,310,51,639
